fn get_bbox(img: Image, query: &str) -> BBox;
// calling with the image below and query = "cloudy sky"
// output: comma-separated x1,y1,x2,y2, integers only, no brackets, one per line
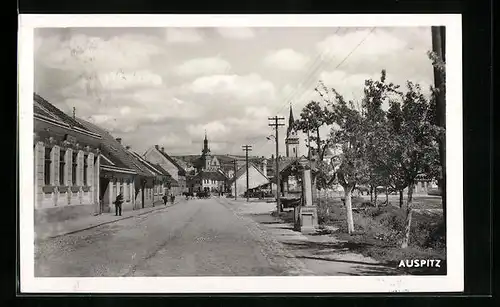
34,26,434,157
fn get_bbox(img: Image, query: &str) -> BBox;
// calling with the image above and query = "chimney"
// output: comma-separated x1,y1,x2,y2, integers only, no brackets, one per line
155,145,159,150
161,147,165,152
116,138,122,144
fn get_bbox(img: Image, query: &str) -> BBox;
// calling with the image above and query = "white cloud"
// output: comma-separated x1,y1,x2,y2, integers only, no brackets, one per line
158,132,191,148
40,34,163,72
186,73,276,101
187,121,229,139
175,57,231,77
319,70,379,102
98,70,163,90
264,49,310,71
165,28,204,43
245,106,271,118
317,28,408,60
216,27,255,39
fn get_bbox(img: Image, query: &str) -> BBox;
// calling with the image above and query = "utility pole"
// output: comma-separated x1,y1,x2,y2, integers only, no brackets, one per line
268,116,285,212
242,145,252,202
233,159,237,200
431,26,447,222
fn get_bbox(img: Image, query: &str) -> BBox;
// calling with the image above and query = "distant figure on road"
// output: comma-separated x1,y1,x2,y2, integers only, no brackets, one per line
113,193,123,216
162,194,168,206
170,194,175,204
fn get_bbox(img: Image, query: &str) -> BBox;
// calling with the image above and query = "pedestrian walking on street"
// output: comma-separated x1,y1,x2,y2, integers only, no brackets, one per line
113,193,124,216
170,194,175,204
162,194,168,206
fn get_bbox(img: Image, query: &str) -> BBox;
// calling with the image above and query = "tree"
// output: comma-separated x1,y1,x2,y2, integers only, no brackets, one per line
294,98,335,198
360,70,403,206
385,81,442,248
317,86,367,234
295,99,334,162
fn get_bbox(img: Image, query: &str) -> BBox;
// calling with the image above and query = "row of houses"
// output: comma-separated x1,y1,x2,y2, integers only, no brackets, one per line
33,93,188,225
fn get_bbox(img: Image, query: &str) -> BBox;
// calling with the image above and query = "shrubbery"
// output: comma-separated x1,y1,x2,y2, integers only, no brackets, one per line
317,198,445,251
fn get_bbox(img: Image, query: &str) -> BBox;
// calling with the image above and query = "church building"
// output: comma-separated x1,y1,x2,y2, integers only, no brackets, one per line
189,132,228,194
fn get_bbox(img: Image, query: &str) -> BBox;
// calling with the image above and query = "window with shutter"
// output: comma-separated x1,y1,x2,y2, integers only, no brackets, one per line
44,147,51,185
72,152,77,185
59,149,66,185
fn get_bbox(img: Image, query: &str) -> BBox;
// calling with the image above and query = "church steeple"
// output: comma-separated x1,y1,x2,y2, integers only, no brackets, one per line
203,130,210,155
286,104,296,137
285,104,299,158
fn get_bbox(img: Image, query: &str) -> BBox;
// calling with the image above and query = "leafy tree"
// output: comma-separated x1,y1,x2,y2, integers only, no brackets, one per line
294,97,336,198
294,99,334,162
384,81,441,247
316,86,367,234
360,70,403,205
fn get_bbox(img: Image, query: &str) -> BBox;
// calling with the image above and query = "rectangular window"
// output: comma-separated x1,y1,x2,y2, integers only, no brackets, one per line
72,152,77,185
44,147,51,185
83,155,88,186
59,149,66,185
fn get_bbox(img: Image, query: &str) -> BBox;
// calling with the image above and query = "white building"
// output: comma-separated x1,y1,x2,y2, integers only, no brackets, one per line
34,93,101,224
229,162,270,197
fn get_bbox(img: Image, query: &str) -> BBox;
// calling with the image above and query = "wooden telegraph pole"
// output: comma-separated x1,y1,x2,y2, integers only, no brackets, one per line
242,145,252,202
268,116,285,212
431,26,446,221
233,159,238,200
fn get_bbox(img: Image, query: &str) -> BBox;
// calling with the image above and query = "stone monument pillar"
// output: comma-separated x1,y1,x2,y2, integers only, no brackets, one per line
299,157,318,234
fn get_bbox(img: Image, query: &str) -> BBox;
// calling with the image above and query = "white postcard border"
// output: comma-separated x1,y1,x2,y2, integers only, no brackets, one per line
19,14,463,293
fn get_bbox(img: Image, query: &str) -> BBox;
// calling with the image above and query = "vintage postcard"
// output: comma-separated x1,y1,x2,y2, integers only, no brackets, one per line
18,14,463,293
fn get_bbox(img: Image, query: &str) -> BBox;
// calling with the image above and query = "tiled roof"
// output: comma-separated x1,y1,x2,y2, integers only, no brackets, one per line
130,152,179,186
155,149,186,176
77,118,153,178
131,151,171,177
34,93,92,132
267,156,307,178
228,162,269,185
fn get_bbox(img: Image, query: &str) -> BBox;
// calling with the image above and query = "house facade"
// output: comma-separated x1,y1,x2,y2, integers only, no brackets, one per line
229,162,270,197
77,119,159,211
33,94,102,224
190,170,227,194
143,145,187,195
129,151,173,200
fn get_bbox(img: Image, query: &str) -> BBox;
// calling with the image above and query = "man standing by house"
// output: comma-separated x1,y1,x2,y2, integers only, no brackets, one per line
114,193,124,216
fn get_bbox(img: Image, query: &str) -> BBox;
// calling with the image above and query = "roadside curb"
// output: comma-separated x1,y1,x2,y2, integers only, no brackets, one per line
41,200,183,240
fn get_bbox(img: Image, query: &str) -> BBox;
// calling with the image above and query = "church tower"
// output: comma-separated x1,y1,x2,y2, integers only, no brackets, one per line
285,105,299,158
202,130,210,156
200,130,212,171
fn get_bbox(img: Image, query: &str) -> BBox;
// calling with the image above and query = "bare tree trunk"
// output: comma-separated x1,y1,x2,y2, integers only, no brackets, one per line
401,183,414,248
399,189,404,208
385,187,389,206
370,185,373,202
374,186,378,206
344,185,355,234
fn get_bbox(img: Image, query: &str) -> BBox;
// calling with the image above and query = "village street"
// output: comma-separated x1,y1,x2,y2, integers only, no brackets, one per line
34,198,313,277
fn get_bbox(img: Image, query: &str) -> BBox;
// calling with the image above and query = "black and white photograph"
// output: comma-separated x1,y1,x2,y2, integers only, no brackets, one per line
19,14,463,293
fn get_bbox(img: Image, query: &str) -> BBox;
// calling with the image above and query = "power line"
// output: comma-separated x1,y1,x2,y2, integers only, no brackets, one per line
252,27,377,156
279,27,375,116
275,27,347,116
